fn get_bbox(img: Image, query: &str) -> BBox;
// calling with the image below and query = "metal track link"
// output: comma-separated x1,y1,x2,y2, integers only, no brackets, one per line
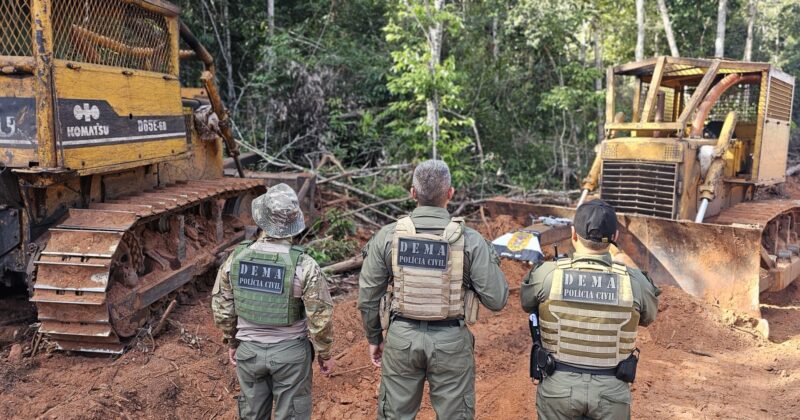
714,199,800,227
31,178,264,354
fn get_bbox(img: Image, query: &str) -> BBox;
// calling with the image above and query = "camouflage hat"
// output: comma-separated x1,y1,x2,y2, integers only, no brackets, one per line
251,183,306,238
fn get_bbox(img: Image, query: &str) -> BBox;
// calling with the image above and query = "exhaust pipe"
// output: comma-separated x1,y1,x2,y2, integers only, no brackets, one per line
695,198,710,223
577,189,589,207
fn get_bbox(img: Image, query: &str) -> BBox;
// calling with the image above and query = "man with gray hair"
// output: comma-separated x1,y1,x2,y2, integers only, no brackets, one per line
358,159,509,419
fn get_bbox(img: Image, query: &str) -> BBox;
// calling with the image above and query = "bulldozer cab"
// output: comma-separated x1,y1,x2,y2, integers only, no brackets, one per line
0,0,187,173
596,57,795,221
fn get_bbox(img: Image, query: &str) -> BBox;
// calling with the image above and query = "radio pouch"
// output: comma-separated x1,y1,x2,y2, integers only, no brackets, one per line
615,348,640,383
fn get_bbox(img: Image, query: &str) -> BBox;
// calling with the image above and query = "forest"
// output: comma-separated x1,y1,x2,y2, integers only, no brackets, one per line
179,0,800,197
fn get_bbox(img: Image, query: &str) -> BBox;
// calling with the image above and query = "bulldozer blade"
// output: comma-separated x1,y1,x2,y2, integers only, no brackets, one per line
483,198,764,318
616,214,762,318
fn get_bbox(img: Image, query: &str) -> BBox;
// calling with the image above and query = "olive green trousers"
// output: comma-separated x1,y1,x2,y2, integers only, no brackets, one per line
536,370,631,420
378,319,475,420
235,338,313,420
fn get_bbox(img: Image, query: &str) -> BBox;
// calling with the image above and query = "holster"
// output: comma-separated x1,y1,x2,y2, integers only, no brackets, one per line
463,289,480,325
530,344,542,381
529,315,555,382
615,348,640,383
535,345,556,377
379,289,393,330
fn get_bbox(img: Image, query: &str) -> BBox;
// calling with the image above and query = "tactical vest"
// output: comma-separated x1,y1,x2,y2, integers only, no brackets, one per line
539,258,639,368
230,241,305,326
390,216,466,320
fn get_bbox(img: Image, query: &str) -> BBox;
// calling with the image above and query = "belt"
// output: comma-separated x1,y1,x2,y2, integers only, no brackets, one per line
394,316,461,327
555,362,616,376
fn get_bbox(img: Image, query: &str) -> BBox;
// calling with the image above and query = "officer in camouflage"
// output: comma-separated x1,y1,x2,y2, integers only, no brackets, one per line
212,183,334,420
359,159,509,419
521,200,659,420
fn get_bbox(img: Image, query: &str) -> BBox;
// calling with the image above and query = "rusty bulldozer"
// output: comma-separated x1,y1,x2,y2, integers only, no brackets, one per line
0,0,314,353
486,56,796,336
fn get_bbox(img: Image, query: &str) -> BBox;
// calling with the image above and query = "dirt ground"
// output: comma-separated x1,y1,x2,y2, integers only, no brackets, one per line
2,216,800,419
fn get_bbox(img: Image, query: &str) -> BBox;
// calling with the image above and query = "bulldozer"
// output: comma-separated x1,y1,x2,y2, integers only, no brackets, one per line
485,56,796,335
0,0,314,353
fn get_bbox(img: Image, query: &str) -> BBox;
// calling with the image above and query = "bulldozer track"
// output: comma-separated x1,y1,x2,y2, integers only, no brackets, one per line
714,199,800,227
30,178,265,354
715,199,800,293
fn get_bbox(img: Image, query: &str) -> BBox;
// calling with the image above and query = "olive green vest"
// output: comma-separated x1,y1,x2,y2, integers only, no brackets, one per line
390,216,466,320
230,241,305,326
539,258,639,368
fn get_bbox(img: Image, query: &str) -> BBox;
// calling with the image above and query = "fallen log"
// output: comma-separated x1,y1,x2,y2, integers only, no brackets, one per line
352,212,381,228
323,255,364,275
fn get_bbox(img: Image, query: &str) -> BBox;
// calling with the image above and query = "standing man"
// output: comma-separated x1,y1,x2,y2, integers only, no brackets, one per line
212,183,334,420
359,159,509,419
521,200,660,420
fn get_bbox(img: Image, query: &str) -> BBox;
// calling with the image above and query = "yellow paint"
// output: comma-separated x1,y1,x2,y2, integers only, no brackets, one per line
53,61,182,116
51,59,188,174
0,75,38,167
601,138,685,163
158,110,224,183
63,138,188,173
750,71,770,182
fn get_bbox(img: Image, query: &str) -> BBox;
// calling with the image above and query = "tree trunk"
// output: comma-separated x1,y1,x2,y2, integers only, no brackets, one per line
268,0,275,36
636,0,645,61
491,14,499,61
653,29,660,56
426,0,445,160
715,0,727,58
223,0,235,103
743,0,756,61
657,0,680,57
594,23,604,142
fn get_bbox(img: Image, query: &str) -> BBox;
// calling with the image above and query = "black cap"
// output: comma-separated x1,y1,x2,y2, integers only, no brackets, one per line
574,199,618,244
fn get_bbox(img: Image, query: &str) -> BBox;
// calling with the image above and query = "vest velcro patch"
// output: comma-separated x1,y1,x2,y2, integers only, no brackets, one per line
397,238,449,270
237,261,286,294
561,270,619,305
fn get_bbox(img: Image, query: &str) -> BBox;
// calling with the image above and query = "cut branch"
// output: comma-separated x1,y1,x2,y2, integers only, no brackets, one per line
342,197,410,218
322,255,364,275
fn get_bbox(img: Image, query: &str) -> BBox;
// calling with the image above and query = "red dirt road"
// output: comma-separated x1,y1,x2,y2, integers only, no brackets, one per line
2,217,800,419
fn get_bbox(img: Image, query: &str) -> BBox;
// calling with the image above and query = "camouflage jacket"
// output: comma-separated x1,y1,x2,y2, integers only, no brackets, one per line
211,235,335,359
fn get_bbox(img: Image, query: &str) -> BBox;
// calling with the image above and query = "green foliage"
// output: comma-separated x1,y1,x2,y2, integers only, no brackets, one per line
305,209,358,264
178,0,800,192
381,1,478,186
374,184,408,200
306,238,356,265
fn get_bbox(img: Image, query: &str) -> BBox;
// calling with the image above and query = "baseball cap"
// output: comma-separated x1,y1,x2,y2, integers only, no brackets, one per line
574,199,618,244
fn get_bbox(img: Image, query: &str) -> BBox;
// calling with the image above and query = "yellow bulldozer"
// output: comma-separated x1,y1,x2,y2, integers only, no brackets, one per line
0,0,314,353
486,56,796,335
